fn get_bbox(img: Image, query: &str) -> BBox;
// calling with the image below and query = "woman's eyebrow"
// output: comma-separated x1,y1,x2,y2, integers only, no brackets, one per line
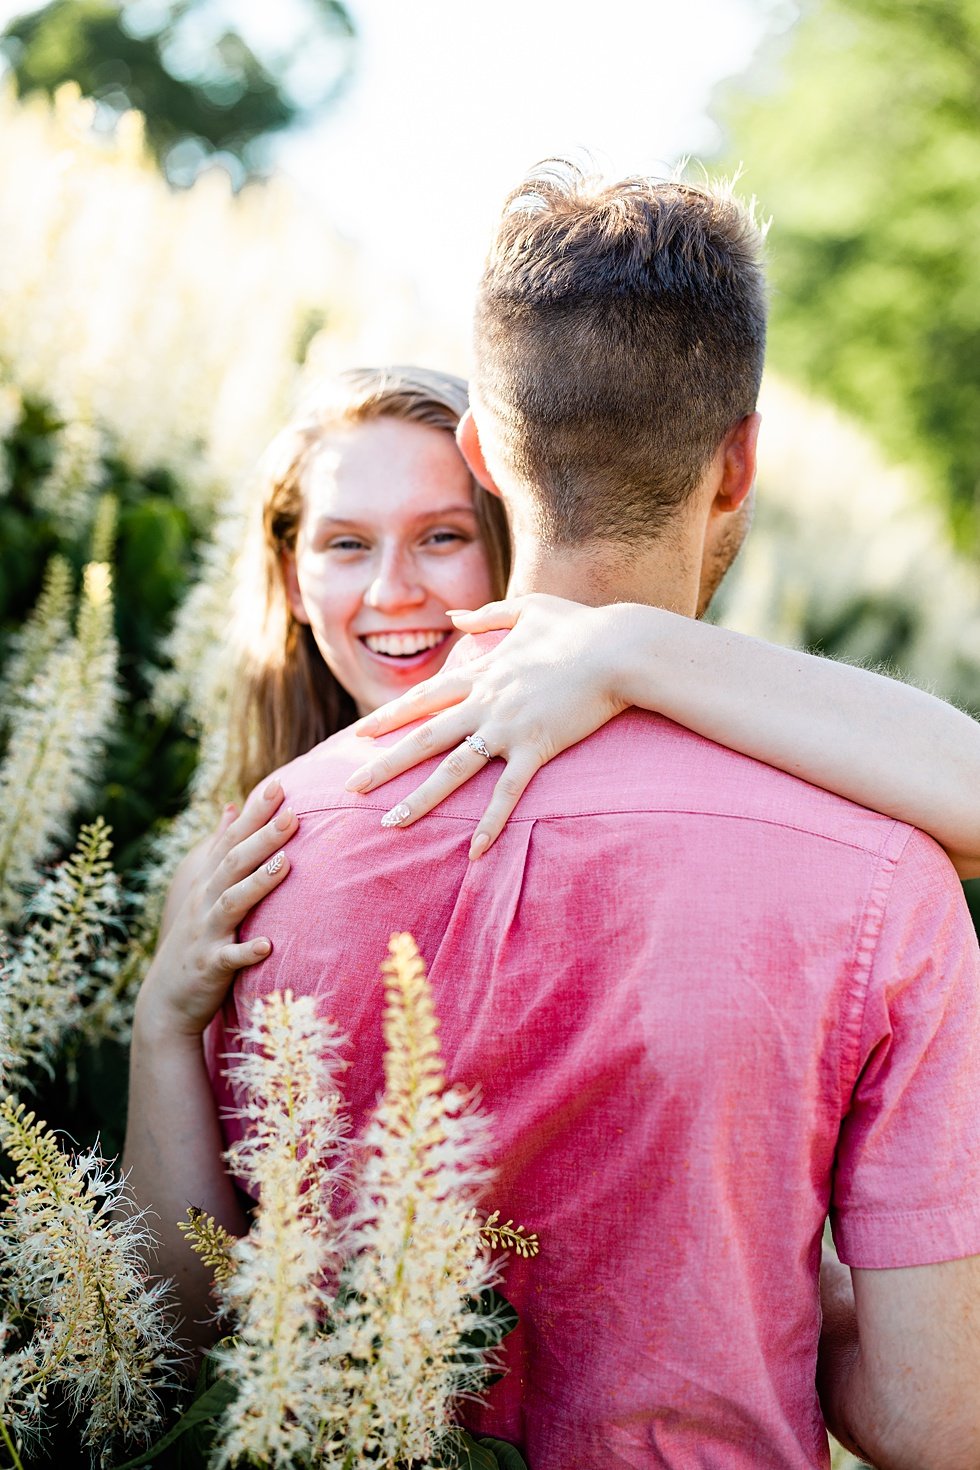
313,505,477,530
413,503,479,521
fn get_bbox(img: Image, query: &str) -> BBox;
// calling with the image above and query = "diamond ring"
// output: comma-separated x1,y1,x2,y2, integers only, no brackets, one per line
464,734,493,760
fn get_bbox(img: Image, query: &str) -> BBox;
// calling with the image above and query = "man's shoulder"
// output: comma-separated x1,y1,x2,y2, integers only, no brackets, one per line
272,709,910,867
440,629,918,856
497,709,912,858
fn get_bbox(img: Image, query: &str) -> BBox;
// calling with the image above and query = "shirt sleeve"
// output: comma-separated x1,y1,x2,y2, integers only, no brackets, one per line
830,828,980,1269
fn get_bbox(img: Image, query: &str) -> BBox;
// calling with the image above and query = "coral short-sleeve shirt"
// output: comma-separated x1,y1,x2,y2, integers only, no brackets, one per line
206,647,980,1469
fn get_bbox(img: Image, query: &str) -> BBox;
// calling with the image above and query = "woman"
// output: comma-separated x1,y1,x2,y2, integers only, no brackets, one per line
125,364,980,1343
124,366,510,1341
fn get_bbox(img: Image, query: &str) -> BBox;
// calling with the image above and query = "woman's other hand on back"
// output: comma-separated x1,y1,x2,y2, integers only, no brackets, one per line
344,594,638,859
135,778,298,1041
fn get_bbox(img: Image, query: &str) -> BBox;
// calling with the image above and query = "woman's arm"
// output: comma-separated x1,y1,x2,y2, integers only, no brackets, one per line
122,779,297,1353
345,595,980,879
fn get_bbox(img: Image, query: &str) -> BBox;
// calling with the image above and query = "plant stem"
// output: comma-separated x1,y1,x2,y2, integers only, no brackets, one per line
0,1416,25,1470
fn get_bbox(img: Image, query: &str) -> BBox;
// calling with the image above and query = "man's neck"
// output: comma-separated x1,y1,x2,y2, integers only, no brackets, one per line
507,533,702,616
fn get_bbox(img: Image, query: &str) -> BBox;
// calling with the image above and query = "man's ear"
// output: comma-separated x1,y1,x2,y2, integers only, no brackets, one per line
713,411,761,514
456,409,502,497
281,550,311,625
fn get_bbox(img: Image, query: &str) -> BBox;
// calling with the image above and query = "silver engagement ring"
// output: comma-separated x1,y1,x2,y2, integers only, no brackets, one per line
464,734,493,760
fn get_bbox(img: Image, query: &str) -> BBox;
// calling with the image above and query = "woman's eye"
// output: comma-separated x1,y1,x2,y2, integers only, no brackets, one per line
424,530,466,548
328,537,368,553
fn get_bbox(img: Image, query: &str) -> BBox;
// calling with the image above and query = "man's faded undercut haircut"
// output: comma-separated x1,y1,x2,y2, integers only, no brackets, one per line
473,160,768,545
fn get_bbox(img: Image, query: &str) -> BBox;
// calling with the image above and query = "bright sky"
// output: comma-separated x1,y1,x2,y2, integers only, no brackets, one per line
280,0,781,323
0,0,787,327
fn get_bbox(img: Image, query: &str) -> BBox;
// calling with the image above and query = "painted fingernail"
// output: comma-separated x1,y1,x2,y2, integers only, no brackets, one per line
254,938,271,956
381,803,411,829
265,851,285,875
274,806,294,830
263,777,281,800
469,833,491,860
345,770,370,792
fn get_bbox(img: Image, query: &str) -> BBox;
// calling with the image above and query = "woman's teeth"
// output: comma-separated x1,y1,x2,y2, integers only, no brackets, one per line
362,630,448,658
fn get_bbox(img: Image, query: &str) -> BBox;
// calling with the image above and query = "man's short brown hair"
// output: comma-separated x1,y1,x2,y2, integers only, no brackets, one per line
473,161,768,545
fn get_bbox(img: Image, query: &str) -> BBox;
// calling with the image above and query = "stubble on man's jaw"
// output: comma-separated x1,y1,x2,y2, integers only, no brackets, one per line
696,492,755,619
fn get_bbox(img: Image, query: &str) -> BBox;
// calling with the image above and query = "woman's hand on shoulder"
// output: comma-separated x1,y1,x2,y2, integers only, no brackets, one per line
344,594,634,858
135,778,298,1041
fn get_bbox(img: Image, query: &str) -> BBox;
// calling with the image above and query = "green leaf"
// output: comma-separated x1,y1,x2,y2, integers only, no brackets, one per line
457,1287,520,1389
109,1375,235,1469
442,1428,504,1469
475,1436,531,1470
461,1288,519,1352
441,1429,530,1469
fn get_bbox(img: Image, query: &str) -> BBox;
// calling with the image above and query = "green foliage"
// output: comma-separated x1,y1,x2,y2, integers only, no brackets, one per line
110,1371,235,1469
466,1438,531,1470
0,393,201,867
446,1432,530,1470
458,1288,520,1391
1,0,356,182
717,0,980,544
0,385,211,1168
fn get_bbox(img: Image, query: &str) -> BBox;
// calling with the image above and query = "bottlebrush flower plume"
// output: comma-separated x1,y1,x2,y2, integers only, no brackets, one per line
0,558,118,926
0,818,122,1091
0,553,74,721
210,991,351,1468
31,418,107,537
331,934,499,1469
0,1099,182,1463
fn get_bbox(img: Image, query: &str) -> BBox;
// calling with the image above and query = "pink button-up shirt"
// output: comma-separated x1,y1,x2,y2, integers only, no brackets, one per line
207,675,980,1468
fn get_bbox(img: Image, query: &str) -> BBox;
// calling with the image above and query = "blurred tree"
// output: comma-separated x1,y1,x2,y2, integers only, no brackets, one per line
716,0,980,546
0,0,356,183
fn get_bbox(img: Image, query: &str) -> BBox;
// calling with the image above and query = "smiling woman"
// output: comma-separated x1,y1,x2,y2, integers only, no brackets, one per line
225,366,510,798
282,414,497,716
119,365,512,1347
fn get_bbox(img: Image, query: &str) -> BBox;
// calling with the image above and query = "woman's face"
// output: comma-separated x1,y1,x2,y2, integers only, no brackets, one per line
284,415,497,717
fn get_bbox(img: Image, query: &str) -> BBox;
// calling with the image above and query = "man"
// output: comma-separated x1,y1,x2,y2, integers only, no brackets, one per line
224,165,980,1466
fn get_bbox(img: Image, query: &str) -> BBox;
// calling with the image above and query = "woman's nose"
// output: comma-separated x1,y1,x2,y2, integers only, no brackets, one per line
364,549,426,611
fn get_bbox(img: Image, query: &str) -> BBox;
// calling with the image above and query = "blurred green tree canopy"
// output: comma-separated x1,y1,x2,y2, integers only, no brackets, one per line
718,0,980,545
0,0,356,183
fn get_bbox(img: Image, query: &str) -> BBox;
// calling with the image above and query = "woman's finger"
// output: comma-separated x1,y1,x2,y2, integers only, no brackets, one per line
346,709,474,792
216,803,297,887
446,599,522,634
214,936,274,975
376,737,494,829
351,668,471,738
466,754,541,859
211,777,287,865
210,849,292,932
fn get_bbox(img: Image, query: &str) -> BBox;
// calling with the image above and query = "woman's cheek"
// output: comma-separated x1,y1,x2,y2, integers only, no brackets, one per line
297,560,356,626
446,545,496,608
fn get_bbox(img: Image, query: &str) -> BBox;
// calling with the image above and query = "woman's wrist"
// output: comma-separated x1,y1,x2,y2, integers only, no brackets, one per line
132,987,209,1054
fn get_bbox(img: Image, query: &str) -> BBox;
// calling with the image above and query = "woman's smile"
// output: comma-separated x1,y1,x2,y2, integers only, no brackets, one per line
359,628,454,661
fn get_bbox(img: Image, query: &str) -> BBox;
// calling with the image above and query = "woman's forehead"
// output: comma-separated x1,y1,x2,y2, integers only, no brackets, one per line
301,417,473,522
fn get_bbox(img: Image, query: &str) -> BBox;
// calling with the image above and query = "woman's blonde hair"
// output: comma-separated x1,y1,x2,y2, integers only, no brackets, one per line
226,366,511,798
